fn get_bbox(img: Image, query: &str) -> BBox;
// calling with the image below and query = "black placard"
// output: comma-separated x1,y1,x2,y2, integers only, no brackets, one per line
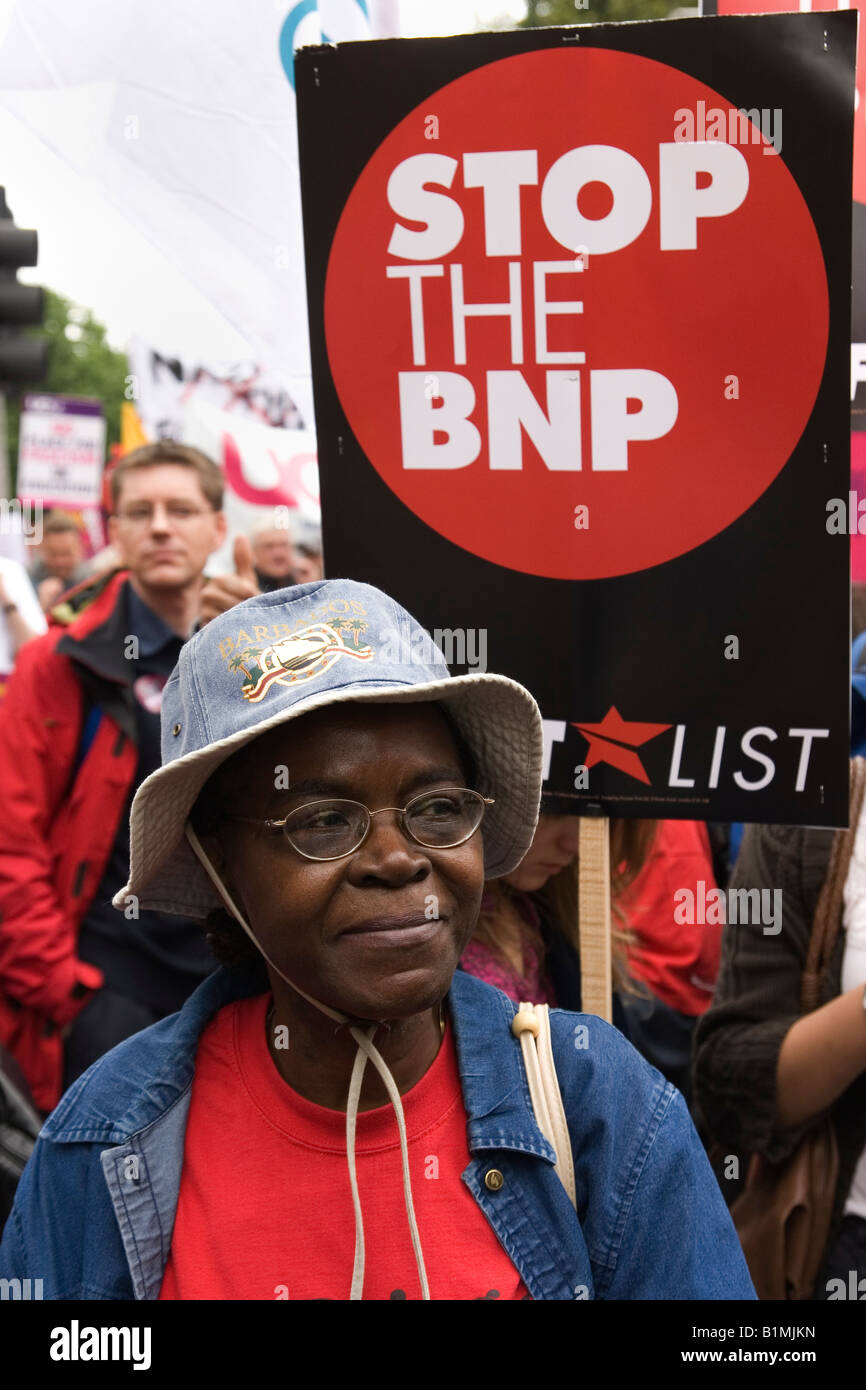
296,13,855,826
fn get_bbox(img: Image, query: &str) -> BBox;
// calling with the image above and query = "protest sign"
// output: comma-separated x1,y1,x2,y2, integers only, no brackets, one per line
297,14,855,825
17,395,105,508
702,0,866,587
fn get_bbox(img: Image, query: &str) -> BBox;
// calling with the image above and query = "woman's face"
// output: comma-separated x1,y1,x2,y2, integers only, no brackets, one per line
208,702,485,1022
504,813,581,893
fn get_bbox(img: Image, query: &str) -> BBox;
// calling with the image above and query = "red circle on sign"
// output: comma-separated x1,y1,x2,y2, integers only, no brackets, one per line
325,48,829,579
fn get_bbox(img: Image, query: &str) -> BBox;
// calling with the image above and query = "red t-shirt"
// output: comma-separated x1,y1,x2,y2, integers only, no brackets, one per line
159,993,529,1301
622,820,723,1015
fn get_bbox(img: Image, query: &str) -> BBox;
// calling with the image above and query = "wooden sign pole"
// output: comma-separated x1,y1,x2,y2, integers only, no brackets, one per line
578,816,612,1023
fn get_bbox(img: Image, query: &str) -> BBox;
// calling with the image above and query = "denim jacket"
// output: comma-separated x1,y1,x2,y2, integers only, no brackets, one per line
0,966,755,1300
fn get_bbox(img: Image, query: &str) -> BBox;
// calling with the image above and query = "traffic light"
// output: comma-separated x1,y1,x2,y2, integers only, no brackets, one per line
0,187,48,384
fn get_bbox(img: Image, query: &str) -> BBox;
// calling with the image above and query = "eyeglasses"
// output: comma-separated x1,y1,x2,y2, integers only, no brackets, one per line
115,503,214,526
226,788,494,862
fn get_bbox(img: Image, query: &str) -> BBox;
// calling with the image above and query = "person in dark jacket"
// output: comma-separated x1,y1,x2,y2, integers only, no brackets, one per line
693,794,866,1298
0,441,227,1111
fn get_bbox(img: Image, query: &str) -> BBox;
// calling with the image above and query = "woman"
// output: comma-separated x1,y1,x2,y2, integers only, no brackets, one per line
693,762,866,1298
0,580,754,1299
462,814,719,1100
461,808,652,1015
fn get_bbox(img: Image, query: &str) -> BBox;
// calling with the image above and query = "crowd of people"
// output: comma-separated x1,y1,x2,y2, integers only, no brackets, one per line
0,437,862,1301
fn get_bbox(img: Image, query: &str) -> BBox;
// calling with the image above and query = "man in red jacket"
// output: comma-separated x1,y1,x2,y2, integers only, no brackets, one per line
0,441,227,1111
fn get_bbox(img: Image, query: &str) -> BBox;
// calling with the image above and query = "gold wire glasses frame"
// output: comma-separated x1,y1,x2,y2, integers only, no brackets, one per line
226,788,495,862
114,503,215,525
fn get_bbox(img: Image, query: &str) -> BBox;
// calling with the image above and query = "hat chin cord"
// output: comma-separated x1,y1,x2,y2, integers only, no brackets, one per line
184,822,430,1301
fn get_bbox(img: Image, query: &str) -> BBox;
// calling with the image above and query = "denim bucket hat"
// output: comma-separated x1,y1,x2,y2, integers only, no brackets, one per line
114,579,544,918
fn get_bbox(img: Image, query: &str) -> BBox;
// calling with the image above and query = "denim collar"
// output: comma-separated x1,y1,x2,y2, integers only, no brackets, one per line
42,966,555,1164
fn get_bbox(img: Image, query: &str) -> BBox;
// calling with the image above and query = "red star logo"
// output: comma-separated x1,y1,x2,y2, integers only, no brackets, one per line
571,707,672,785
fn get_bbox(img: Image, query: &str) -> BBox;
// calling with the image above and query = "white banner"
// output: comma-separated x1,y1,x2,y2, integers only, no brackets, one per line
181,396,320,574
127,336,306,442
0,1,395,407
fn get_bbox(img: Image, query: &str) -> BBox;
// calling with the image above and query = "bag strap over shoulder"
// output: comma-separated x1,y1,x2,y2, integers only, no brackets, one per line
512,1002,577,1210
801,757,866,1014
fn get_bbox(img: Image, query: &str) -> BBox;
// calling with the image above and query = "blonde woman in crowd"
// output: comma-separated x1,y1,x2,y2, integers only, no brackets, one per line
460,802,655,1038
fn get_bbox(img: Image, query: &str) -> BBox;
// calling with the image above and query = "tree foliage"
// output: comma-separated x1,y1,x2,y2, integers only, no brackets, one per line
5,288,128,491
518,0,679,26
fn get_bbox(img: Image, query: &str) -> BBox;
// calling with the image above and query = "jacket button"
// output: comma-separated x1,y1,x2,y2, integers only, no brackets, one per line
484,1169,504,1192
172,722,182,736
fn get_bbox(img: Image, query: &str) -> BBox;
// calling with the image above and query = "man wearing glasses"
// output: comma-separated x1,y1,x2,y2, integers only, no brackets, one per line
0,442,226,1113
0,580,755,1298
